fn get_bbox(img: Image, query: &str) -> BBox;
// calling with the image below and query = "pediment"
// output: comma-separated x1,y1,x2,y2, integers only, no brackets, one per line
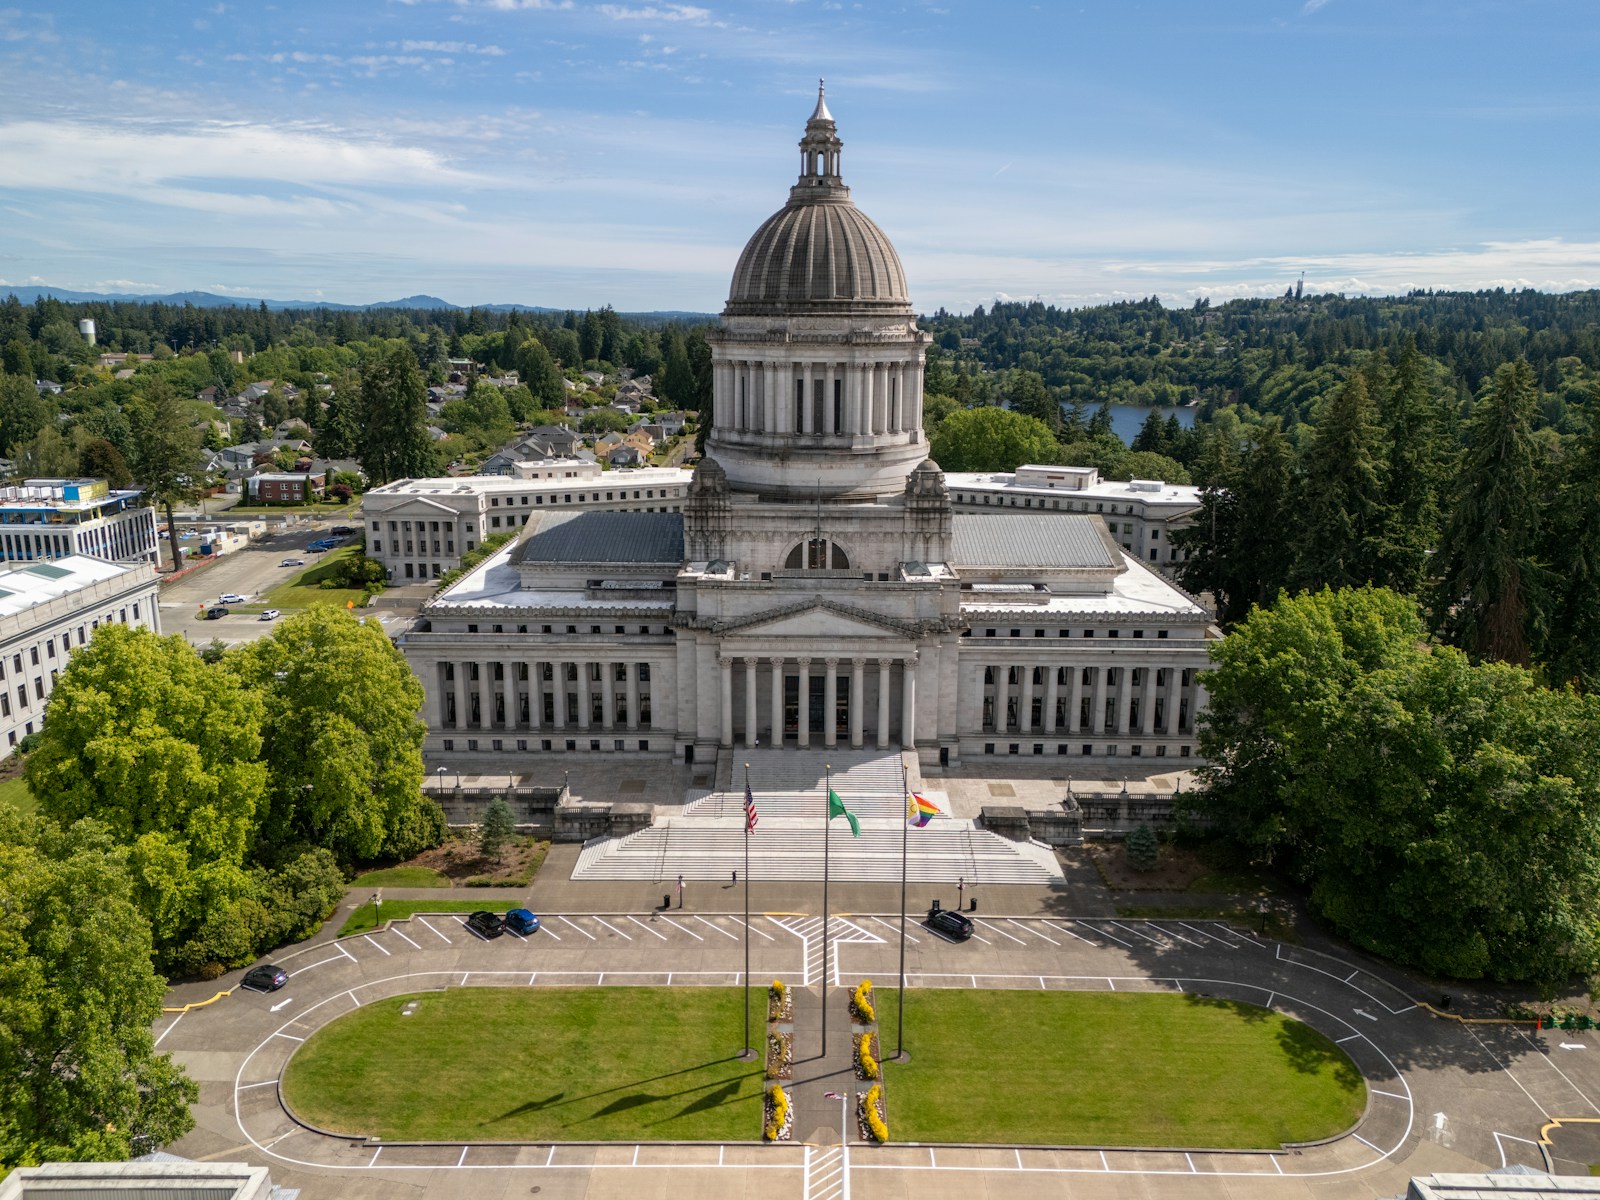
716,599,914,639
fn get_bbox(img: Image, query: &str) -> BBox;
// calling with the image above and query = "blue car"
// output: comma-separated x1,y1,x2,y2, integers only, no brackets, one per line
504,908,540,936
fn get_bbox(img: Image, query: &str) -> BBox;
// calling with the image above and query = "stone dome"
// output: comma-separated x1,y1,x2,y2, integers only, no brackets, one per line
727,201,909,313
723,81,910,316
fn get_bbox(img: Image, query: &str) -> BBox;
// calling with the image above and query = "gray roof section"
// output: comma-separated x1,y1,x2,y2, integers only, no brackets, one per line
950,513,1115,569
517,510,684,565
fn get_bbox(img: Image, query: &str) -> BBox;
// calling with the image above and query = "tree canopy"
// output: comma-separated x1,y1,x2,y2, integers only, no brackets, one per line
929,406,1059,472
1186,586,1600,983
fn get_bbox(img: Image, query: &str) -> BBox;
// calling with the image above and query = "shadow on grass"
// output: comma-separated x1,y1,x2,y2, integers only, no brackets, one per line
1183,993,1361,1087
671,1077,745,1120
493,1055,753,1124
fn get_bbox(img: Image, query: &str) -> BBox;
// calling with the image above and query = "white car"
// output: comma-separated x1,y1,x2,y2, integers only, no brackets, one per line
279,558,305,567
218,593,247,604
258,609,281,622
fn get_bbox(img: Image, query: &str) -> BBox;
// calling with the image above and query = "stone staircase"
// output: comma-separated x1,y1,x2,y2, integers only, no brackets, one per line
571,747,1063,884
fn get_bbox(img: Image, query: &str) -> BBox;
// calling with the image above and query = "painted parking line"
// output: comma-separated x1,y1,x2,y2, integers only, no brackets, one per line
416,917,453,944
1210,921,1267,948
628,916,669,941
536,925,560,942
592,916,633,940
695,916,740,940
558,916,597,941
388,927,422,950
362,934,391,957
660,915,704,941
1109,920,1168,946
978,920,1027,945
1047,920,1098,946
870,916,919,944
1149,923,1205,947
732,916,775,941
1177,921,1234,948
1013,919,1059,946
1079,921,1132,948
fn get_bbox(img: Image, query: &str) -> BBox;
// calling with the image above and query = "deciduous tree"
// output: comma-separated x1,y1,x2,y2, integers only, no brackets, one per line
928,406,1059,472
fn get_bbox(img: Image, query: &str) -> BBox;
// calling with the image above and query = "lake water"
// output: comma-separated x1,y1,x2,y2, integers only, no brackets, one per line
1088,403,1197,446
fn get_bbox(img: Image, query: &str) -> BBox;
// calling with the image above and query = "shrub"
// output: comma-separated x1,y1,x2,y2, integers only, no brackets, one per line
853,979,875,1024
861,1084,888,1143
855,1032,879,1080
764,1085,790,1141
1125,822,1160,872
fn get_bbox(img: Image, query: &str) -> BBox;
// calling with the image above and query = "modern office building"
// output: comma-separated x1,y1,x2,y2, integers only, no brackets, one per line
0,478,159,565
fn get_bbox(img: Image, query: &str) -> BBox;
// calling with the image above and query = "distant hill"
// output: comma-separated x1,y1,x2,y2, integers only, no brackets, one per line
0,284,714,322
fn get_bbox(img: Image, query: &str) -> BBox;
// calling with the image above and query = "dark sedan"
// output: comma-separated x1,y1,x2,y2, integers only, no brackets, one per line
466,910,505,940
926,907,974,942
240,964,288,992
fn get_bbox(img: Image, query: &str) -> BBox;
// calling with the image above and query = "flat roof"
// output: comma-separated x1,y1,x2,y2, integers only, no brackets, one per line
0,555,139,617
944,470,1201,506
951,513,1115,569
367,467,691,496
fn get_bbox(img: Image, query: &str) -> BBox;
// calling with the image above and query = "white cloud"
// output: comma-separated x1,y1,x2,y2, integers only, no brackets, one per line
1302,0,1332,12
597,4,713,22
399,39,507,55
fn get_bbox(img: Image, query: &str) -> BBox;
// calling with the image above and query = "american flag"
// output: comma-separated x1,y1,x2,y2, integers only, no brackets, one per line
744,782,759,834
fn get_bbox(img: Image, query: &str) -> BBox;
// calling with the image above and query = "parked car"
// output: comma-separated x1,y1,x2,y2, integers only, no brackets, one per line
218,593,247,604
926,906,974,942
205,606,229,620
504,908,540,936
329,526,355,536
279,558,305,567
258,608,281,621
240,964,288,992
466,910,505,940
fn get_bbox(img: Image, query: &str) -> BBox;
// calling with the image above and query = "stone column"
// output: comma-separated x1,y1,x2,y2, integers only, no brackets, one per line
910,356,925,436
428,661,446,729
876,658,892,750
863,362,878,435
845,361,861,436
1194,675,1209,732
802,364,816,435
551,661,566,729
601,663,616,730
529,659,543,730
1089,666,1106,734
744,659,758,750
1160,665,1176,734
796,657,811,748
719,657,734,748
479,660,495,730
626,662,639,732
1044,664,1060,735
1018,663,1035,734
1114,667,1131,736
1067,664,1084,733
769,656,784,747
453,661,468,730
503,660,518,731
762,362,777,434
576,661,591,731
1140,665,1157,736
850,658,865,748
823,657,839,748
900,654,917,749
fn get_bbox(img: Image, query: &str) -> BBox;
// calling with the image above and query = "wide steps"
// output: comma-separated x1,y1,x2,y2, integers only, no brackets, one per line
573,819,1061,884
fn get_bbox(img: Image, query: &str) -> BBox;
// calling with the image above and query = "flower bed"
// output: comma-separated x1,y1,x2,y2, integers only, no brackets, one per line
765,1031,794,1080
853,1031,880,1081
857,1083,888,1143
768,979,793,1023
850,979,875,1025
764,1083,793,1142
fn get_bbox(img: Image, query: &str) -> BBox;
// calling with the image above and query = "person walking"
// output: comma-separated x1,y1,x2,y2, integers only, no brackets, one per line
677,874,686,908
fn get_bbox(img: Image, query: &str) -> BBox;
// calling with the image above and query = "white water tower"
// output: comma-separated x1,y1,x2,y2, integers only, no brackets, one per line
78,319,96,345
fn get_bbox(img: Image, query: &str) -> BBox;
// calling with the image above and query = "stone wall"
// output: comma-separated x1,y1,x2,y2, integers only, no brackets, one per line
980,791,1184,848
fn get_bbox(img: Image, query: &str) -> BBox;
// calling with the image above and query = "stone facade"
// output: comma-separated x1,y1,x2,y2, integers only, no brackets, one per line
398,87,1220,774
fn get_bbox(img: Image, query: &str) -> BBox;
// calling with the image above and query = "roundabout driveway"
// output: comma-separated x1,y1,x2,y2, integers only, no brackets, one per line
157,909,1600,1199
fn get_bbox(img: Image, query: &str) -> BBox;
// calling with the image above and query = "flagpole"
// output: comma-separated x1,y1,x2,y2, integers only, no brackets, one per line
743,761,752,1059
822,762,831,1058
897,760,910,1059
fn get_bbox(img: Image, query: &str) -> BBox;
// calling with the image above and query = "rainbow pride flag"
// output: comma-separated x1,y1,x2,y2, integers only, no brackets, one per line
907,793,941,827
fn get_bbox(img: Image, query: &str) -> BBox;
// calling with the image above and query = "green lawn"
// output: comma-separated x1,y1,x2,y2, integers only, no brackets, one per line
350,865,452,889
281,988,762,1141
0,775,36,816
338,900,506,936
254,545,367,610
883,989,1364,1148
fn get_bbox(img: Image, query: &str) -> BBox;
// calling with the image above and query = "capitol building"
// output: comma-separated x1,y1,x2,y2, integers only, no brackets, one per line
399,88,1219,778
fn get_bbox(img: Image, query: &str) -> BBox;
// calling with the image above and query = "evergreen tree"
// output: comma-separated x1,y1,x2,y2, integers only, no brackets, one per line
514,337,566,410
313,381,359,460
125,380,201,571
479,796,515,864
1291,374,1390,593
1371,341,1444,594
355,344,434,485
1434,359,1545,665
1542,393,1600,687
1131,408,1169,455
1004,369,1060,435
657,328,696,410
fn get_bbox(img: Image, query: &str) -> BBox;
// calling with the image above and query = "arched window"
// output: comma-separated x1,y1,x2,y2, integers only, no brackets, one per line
783,539,851,571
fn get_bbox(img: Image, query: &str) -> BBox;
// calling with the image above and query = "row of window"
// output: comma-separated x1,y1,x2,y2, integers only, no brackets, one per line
982,665,1196,687
458,623,667,636
972,627,1172,640
443,737,654,753
982,742,1192,758
954,492,1142,515
443,692,652,728
443,661,653,682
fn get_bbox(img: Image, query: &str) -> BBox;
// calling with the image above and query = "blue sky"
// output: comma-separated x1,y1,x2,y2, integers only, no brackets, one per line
1,0,1597,312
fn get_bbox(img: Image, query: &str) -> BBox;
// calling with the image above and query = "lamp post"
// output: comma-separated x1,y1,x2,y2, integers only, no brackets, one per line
373,889,382,926
436,765,446,796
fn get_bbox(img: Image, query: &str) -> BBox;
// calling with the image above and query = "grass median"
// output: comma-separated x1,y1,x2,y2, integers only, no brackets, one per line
881,988,1365,1148
281,987,763,1141
337,900,493,936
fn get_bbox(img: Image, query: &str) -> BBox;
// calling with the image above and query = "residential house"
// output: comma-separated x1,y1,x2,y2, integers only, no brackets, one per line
247,471,326,504
604,443,644,467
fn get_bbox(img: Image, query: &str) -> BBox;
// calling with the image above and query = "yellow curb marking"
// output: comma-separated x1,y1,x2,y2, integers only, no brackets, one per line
162,989,234,1013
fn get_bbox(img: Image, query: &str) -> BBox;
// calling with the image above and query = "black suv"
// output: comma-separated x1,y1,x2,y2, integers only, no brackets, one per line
241,964,288,992
926,906,974,942
466,910,505,940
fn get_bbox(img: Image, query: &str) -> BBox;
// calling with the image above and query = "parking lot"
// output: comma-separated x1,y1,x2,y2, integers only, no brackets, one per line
153,896,1599,1200
157,525,353,647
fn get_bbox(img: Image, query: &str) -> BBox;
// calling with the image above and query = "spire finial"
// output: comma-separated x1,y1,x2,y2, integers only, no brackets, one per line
810,77,833,123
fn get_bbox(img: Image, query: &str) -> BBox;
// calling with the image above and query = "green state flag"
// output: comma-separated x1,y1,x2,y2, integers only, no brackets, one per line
828,789,860,837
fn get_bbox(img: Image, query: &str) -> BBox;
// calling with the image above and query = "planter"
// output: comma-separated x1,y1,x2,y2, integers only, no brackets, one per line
768,981,793,1023
765,1030,794,1081
856,1084,888,1143
764,1082,794,1142
849,980,875,1025
852,1031,881,1081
